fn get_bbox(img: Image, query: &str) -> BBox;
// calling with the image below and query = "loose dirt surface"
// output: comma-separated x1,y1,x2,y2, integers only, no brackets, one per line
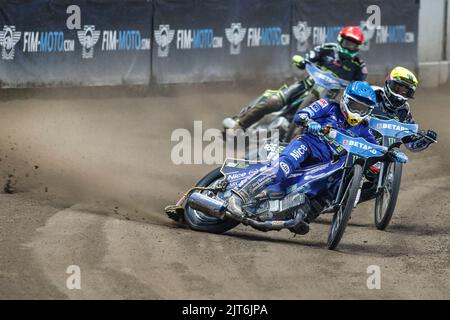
0,83,448,299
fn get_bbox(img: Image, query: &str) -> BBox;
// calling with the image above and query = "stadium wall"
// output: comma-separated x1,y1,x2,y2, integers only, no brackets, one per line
0,0,442,88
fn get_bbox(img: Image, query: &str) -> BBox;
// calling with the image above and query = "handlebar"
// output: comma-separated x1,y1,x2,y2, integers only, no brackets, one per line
411,130,438,144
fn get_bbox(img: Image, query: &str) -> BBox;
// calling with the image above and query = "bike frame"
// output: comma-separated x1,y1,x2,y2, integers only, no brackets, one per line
220,129,386,216
324,129,387,212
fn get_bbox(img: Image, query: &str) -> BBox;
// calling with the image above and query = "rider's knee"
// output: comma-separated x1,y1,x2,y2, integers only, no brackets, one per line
266,94,284,111
281,82,307,104
278,140,310,173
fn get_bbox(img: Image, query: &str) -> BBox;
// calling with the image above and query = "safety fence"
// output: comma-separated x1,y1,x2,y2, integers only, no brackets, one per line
0,0,419,87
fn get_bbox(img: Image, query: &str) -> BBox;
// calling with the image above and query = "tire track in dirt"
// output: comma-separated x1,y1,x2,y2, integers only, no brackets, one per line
0,84,448,298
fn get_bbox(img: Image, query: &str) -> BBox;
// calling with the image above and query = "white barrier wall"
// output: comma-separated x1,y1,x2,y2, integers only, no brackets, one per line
446,0,450,84
418,0,449,86
419,0,445,62
447,0,450,60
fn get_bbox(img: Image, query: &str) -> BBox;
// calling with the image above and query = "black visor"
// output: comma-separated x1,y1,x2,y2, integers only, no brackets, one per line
388,80,415,99
341,37,360,52
347,99,372,116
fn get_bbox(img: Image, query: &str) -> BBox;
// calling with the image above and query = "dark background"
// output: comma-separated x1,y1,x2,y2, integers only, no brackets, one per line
292,0,419,74
0,0,420,87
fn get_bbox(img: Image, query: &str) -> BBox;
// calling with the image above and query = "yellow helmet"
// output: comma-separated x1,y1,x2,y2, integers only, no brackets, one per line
385,66,418,109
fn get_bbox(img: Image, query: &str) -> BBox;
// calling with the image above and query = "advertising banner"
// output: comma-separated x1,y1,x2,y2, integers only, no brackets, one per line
291,0,420,74
0,0,152,87
0,0,420,87
152,0,292,84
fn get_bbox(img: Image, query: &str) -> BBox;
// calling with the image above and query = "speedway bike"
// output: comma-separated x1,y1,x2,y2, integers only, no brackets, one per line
166,125,400,250
359,117,436,230
222,58,350,143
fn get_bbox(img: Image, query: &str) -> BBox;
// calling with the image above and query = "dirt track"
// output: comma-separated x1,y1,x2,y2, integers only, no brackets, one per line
0,83,449,299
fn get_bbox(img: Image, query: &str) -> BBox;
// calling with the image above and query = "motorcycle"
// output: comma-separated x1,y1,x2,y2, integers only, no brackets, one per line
166,124,400,250
358,117,437,230
222,58,350,143
282,58,350,142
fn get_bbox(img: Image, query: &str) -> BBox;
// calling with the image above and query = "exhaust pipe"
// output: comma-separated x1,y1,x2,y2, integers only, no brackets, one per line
233,210,305,232
188,193,309,234
188,193,227,219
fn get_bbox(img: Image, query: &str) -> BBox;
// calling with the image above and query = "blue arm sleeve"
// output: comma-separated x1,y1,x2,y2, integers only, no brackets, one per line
294,99,333,124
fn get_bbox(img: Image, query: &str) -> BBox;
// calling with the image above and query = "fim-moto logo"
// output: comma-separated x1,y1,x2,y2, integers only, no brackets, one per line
154,24,175,58
0,26,21,60
360,21,415,49
225,23,246,55
77,25,101,59
360,20,376,51
293,21,311,52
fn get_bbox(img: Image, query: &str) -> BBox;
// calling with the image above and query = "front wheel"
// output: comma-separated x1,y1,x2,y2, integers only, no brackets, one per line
184,167,240,234
374,162,403,230
327,164,363,250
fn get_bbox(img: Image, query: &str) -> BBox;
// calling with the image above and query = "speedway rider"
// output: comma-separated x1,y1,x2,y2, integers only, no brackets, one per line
225,81,408,234
371,66,437,151
224,26,369,130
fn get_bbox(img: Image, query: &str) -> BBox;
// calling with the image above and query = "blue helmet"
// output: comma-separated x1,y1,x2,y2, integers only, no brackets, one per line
340,81,377,126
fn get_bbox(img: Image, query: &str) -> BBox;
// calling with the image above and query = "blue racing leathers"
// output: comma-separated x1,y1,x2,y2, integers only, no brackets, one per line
233,99,377,199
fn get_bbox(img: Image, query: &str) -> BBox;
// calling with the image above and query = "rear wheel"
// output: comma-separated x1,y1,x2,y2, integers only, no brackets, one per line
184,167,239,234
374,162,402,230
327,164,363,250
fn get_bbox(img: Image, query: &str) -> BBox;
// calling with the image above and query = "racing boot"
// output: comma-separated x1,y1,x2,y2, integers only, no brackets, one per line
226,192,245,218
289,199,313,235
289,211,310,235
222,117,242,130
226,162,280,218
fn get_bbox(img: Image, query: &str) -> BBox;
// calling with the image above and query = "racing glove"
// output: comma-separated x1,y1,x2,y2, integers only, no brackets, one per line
306,121,322,135
389,149,409,164
404,129,437,152
292,55,306,70
425,129,438,142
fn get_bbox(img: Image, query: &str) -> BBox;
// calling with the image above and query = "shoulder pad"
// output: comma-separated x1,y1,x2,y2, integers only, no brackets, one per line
321,43,338,53
309,98,331,112
323,43,338,49
317,98,331,107
313,45,322,51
